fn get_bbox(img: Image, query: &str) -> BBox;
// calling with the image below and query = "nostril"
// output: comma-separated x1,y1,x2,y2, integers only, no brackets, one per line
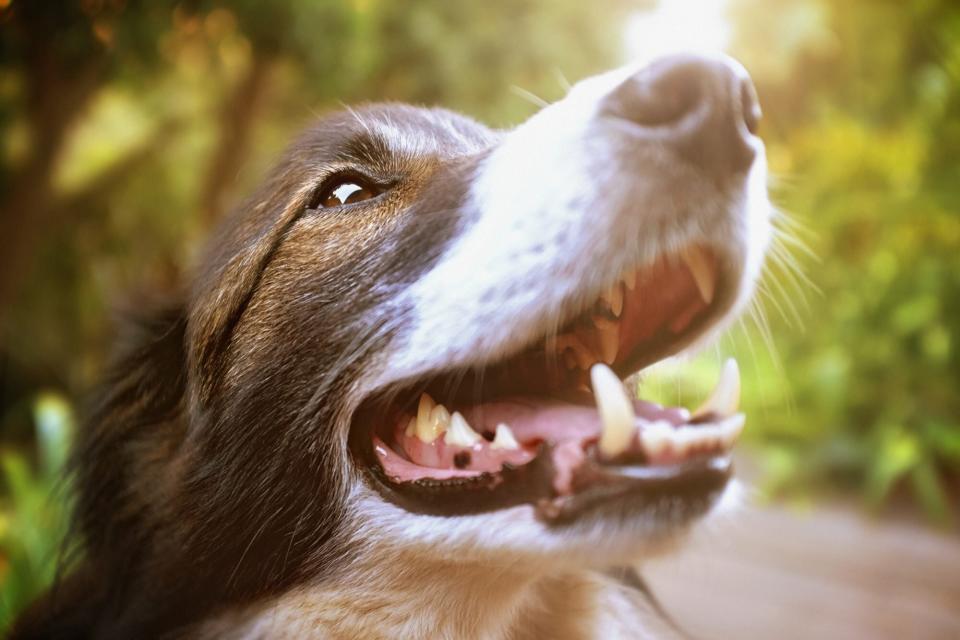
612,66,702,128
602,55,760,175
739,77,762,135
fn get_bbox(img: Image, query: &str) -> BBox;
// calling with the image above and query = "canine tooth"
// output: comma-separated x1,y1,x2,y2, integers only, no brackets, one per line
405,416,417,437
590,363,635,457
415,393,446,443
556,334,597,369
622,269,637,291
692,358,741,419
490,423,520,450
593,316,619,364
600,283,624,317
681,246,716,305
444,411,482,447
415,393,434,440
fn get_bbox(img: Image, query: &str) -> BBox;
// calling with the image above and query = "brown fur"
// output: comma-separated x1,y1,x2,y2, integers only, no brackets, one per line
12,105,496,639
14,53,766,638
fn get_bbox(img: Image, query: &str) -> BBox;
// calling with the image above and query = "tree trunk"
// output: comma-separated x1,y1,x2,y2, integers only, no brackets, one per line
198,52,275,226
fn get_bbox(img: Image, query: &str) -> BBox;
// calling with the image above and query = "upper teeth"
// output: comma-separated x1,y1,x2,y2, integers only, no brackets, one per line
600,282,624,317
557,252,715,375
557,334,597,370
692,357,740,419
590,363,636,457
593,316,619,364
680,246,716,305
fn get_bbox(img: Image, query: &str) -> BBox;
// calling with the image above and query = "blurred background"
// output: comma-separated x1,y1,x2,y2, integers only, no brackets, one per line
0,0,958,636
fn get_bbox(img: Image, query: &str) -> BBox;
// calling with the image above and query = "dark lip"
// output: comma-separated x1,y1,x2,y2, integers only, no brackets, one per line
362,442,557,516
535,454,732,525
349,252,741,520
358,436,732,522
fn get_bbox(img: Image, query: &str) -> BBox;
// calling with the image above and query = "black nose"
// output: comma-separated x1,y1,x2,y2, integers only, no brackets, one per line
602,54,761,175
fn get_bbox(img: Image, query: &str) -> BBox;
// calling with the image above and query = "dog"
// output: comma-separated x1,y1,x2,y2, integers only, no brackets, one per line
12,53,770,639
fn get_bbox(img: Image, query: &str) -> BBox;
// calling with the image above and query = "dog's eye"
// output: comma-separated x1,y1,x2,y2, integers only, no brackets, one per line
313,176,382,209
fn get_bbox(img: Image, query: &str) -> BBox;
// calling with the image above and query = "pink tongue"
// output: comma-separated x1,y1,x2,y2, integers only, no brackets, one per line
460,398,689,443
375,398,690,483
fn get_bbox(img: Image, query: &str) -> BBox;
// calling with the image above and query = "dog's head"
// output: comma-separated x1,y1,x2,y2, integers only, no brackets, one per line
43,54,770,635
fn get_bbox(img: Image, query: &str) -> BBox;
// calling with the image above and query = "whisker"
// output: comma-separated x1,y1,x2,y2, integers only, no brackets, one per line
736,315,770,408
509,85,551,109
756,280,796,329
762,264,805,326
770,231,821,299
747,298,785,376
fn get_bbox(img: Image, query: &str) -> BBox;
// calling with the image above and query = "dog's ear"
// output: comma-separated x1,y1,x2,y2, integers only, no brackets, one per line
74,291,188,570
10,293,191,638
7,564,104,640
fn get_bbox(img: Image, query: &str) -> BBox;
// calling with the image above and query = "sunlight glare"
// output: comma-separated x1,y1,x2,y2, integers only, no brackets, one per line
624,0,732,64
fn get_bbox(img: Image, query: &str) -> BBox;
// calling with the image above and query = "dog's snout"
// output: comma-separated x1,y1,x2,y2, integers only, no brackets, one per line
603,54,761,175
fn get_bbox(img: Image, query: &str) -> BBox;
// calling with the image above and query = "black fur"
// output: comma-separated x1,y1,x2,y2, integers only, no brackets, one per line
11,105,496,638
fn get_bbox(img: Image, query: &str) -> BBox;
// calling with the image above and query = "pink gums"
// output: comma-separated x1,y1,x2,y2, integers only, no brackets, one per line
374,399,691,493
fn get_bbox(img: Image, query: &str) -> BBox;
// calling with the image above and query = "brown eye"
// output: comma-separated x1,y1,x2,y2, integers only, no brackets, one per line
316,177,381,208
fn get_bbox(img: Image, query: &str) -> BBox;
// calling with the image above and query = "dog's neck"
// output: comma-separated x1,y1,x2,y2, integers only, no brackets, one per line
195,554,677,639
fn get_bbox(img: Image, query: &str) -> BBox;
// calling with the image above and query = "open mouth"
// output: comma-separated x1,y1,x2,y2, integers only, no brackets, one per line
353,244,745,523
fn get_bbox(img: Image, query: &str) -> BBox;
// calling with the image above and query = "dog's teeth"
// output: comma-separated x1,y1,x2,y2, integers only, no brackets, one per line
680,246,716,305
692,358,740,419
590,363,635,457
640,414,745,460
717,413,746,447
415,393,447,443
671,415,745,455
600,283,624,317
444,411,482,447
490,423,520,450
639,420,673,457
622,269,637,291
415,393,435,441
556,334,597,369
430,403,451,431
677,424,719,453
593,316,619,364
405,416,417,437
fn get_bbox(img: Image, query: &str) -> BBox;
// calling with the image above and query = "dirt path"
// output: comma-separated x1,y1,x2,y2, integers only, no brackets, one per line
643,501,960,639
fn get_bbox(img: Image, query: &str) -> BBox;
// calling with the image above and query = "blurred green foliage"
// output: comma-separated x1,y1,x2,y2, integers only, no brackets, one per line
0,0,958,628
0,394,72,626
644,0,960,525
